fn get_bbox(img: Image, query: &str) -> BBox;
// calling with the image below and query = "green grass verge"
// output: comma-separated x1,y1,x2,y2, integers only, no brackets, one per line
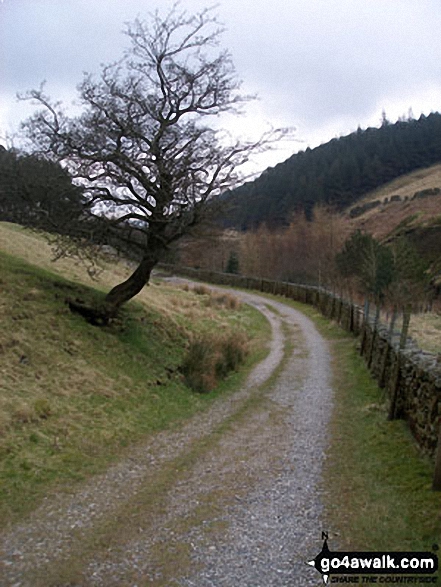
250,293,441,551
0,251,270,525
327,336,441,551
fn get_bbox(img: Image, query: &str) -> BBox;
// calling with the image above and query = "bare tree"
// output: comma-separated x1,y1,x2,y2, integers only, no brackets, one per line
20,5,288,321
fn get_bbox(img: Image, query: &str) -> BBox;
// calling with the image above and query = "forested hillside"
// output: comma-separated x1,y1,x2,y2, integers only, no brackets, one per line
223,112,441,229
0,146,85,232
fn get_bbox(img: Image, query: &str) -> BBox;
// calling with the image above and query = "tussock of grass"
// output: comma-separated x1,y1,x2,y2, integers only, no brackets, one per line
0,228,270,524
192,284,212,296
188,283,242,311
206,291,242,311
181,331,249,393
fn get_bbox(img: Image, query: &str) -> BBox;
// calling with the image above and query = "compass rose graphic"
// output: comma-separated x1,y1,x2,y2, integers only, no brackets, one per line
306,538,331,585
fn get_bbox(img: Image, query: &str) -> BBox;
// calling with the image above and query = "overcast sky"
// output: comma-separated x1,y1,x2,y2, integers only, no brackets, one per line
1,0,441,174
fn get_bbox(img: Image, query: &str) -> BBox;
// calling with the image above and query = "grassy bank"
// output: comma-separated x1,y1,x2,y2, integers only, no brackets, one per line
0,227,270,525
327,334,441,551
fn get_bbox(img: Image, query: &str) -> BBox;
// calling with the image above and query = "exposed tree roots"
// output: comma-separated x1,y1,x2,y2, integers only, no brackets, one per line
66,297,112,326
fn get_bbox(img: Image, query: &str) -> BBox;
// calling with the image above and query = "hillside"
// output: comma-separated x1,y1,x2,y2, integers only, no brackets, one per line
340,164,441,280
0,223,269,523
1,226,441,586
222,113,441,229
343,165,441,239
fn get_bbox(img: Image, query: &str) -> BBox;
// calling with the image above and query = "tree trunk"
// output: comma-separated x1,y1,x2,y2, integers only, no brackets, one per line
104,254,157,316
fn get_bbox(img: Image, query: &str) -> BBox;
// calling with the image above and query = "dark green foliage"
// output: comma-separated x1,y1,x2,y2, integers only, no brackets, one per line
0,147,148,262
337,231,394,301
391,237,428,284
336,230,371,278
338,231,430,307
0,146,84,232
226,251,239,274
388,237,430,307
224,113,441,229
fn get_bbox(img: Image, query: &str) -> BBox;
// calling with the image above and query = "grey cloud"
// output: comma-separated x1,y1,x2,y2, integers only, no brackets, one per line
1,0,441,163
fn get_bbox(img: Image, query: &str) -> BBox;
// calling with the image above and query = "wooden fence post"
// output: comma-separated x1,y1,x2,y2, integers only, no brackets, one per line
432,419,441,490
388,306,398,343
378,306,398,388
387,353,401,421
388,304,412,418
360,299,370,356
378,340,389,389
367,304,381,368
349,303,354,332
337,299,343,326
399,304,412,350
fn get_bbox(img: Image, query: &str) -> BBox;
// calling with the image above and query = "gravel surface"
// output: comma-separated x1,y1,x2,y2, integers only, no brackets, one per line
0,287,332,587
180,297,333,587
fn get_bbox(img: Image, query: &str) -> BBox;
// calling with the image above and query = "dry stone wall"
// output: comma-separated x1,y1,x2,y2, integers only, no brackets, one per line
362,321,441,456
160,264,441,459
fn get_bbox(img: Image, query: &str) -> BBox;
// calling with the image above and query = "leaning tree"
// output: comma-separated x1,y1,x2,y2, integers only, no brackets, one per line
20,5,288,321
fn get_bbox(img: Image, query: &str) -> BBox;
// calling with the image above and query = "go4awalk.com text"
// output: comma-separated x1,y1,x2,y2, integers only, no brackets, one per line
307,536,438,585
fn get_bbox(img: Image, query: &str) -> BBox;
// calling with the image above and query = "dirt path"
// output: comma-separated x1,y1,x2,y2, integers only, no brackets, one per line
0,288,332,587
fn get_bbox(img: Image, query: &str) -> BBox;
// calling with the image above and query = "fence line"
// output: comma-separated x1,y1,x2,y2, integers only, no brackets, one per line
159,264,441,489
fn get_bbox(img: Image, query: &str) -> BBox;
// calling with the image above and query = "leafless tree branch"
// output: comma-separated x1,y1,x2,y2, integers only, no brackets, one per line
19,4,294,320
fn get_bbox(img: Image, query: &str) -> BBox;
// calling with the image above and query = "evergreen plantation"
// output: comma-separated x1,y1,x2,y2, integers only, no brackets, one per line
3,113,441,237
223,113,441,228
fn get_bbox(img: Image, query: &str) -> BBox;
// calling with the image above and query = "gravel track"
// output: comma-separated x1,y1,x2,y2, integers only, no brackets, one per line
0,287,332,587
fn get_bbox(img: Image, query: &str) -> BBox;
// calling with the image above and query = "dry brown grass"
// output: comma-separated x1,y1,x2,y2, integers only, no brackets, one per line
0,222,268,522
205,291,242,311
0,223,241,330
345,194,441,240
408,312,441,354
190,283,242,310
192,284,212,296
343,164,441,240
181,331,249,393
352,163,441,205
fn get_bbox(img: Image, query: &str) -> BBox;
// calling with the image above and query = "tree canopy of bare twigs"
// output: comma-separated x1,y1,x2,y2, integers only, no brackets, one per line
20,4,290,321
